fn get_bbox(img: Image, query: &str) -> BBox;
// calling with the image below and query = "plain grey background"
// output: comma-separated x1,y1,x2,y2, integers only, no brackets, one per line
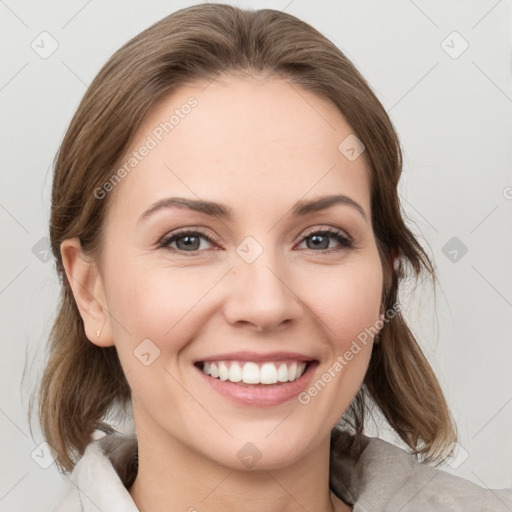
1,0,511,510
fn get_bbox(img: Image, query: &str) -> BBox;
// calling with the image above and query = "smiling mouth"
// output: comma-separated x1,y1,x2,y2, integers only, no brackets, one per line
194,360,314,385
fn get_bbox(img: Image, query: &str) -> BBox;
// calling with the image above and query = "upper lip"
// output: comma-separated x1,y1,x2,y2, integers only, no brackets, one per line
194,351,316,363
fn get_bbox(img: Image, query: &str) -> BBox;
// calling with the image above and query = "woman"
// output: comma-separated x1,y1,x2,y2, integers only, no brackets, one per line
34,4,511,511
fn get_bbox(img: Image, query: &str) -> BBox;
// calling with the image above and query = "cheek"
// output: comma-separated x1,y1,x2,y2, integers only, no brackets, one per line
299,257,383,346
291,257,383,433
104,264,208,409
104,257,221,361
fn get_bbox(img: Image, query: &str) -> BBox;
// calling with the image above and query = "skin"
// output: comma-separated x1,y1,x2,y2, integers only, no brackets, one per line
62,74,384,512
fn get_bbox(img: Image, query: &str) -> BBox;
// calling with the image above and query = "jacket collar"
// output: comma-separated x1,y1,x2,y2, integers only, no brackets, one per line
59,428,496,511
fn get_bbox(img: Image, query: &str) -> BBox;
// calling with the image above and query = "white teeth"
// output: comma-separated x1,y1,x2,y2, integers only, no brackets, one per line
218,362,229,381
288,362,297,381
242,362,260,384
210,362,219,378
260,362,278,384
228,362,242,382
200,360,309,384
277,362,288,382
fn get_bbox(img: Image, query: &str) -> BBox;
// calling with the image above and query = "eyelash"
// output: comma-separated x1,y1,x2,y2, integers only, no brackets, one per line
158,227,353,255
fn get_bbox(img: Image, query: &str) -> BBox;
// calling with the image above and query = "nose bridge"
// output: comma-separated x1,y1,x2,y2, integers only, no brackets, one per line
224,235,302,330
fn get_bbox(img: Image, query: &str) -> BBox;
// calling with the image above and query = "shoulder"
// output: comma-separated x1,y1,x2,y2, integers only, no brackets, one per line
53,432,138,512
329,429,512,511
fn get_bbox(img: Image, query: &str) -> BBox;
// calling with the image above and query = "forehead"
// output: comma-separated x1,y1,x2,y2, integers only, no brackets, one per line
107,74,371,222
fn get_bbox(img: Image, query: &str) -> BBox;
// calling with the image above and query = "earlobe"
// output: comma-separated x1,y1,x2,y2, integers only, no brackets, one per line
60,237,114,347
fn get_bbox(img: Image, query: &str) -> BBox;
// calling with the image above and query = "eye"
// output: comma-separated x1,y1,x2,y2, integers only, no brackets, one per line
159,228,220,253
296,228,353,252
159,226,353,255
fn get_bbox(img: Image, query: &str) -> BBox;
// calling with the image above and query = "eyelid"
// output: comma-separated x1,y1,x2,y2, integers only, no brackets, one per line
158,227,222,249
299,225,352,243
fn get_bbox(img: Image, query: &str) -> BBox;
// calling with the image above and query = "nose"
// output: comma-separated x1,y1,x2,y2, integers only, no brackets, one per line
223,246,303,333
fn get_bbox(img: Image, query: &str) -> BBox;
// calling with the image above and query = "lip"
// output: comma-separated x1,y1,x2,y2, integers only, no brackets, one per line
194,357,319,407
194,351,315,364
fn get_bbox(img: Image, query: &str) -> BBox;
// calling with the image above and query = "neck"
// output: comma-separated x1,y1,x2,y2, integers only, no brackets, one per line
128,425,350,512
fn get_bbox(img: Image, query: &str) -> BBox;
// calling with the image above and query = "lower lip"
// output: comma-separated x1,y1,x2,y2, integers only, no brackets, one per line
195,362,317,407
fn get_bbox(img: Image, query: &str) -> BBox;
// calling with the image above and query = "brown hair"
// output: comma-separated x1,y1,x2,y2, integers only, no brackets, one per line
31,3,456,473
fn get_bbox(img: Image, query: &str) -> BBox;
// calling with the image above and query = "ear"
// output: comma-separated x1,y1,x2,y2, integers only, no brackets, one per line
60,237,114,347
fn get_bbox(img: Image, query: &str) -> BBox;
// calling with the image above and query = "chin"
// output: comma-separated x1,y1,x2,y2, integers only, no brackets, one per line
196,428,320,472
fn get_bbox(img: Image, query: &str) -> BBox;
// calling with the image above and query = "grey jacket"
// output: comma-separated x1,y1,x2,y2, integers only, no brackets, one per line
54,430,512,511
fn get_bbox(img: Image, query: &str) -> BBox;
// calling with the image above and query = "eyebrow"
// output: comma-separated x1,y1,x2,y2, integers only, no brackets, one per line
138,194,367,223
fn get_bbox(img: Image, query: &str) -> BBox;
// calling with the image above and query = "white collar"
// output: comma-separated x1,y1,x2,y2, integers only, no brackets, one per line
55,429,508,511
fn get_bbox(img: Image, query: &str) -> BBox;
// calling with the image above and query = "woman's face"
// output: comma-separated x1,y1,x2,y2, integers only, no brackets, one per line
94,74,383,469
